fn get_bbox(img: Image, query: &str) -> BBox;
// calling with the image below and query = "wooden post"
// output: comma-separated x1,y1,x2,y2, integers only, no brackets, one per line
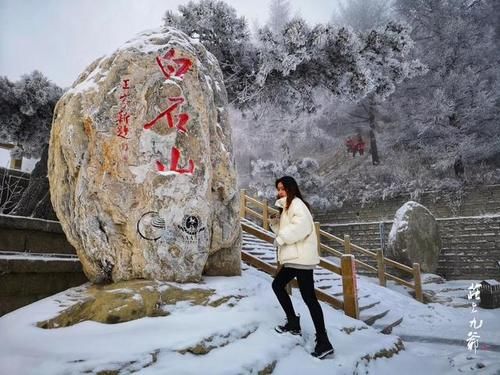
344,235,351,255
413,263,423,302
9,158,22,170
239,189,246,219
315,222,321,256
376,249,386,287
341,254,359,319
263,199,269,230
0,143,22,170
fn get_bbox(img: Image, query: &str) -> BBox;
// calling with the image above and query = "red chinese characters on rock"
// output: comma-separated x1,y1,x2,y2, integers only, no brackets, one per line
156,147,195,175
156,48,193,80
117,79,131,160
143,96,190,134
143,49,195,175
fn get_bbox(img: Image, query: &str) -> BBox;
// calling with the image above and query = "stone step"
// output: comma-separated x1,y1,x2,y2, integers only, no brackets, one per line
0,251,82,273
0,215,75,255
374,317,404,335
359,300,381,312
362,309,389,326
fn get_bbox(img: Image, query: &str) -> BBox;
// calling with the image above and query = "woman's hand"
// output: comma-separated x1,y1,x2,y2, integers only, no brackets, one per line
269,213,280,226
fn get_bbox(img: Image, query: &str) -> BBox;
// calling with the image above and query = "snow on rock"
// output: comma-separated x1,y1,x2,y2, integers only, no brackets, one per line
387,201,419,245
48,27,240,283
387,201,441,273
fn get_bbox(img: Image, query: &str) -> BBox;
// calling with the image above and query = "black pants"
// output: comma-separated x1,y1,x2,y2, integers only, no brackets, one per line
272,266,327,335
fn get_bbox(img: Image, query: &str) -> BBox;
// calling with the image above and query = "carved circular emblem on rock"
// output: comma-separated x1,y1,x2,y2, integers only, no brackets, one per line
137,212,165,241
182,215,200,235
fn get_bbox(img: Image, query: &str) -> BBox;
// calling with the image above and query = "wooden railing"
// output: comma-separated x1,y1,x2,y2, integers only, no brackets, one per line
240,190,423,303
240,192,360,319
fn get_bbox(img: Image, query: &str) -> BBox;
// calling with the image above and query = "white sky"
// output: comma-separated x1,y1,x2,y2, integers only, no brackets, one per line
0,0,337,88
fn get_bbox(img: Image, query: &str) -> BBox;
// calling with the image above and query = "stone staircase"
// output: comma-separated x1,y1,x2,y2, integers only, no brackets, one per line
1,211,406,333
0,214,87,316
242,228,405,334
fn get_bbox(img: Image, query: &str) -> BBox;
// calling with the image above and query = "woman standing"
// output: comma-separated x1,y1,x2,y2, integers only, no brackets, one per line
269,176,334,359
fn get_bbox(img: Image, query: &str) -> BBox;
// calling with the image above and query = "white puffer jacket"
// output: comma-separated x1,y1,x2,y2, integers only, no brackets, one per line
270,197,320,266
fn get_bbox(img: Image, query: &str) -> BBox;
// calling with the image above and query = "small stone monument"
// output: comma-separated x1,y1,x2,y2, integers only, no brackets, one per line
387,201,441,273
48,28,241,283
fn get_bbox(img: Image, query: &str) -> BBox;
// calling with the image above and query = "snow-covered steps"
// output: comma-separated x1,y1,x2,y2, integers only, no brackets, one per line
0,266,406,374
241,223,405,335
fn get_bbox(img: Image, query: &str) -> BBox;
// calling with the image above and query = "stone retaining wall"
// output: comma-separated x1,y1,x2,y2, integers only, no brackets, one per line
321,215,500,280
314,185,500,224
0,253,87,316
0,214,86,316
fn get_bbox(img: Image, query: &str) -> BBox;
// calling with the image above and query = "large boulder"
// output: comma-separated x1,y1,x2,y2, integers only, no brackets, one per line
387,201,441,273
48,27,241,283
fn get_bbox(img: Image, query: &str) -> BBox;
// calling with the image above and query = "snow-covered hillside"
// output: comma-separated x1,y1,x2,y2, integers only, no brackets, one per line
1,259,499,374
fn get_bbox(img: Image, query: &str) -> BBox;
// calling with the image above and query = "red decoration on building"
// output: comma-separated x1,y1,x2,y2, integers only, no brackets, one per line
156,48,193,80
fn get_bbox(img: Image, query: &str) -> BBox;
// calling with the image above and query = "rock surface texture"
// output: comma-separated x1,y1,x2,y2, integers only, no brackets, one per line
48,28,241,283
387,201,441,273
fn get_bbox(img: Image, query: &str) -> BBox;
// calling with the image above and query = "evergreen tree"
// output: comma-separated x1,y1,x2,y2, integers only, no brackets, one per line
163,0,258,104
268,0,291,34
0,71,63,159
332,0,394,32
249,18,424,114
390,0,500,170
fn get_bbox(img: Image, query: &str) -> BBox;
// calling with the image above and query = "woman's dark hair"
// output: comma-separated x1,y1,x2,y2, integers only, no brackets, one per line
275,176,311,211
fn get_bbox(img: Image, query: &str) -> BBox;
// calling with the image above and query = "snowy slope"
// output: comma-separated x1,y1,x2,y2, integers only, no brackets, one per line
1,227,499,374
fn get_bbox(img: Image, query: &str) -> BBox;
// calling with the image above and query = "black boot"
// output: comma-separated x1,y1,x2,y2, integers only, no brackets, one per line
311,332,334,359
275,315,301,335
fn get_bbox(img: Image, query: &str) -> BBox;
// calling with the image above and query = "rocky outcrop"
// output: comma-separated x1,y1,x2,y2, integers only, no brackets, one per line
36,280,224,328
48,28,241,283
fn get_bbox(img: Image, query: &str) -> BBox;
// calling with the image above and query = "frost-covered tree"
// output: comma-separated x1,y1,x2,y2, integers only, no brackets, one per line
329,0,401,165
0,71,63,159
246,18,424,114
163,0,258,103
390,0,500,170
332,0,394,32
267,0,291,34
249,156,330,209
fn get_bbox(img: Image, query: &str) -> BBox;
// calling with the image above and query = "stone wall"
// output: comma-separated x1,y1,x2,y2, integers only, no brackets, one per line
0,214,87,316
0,214,75,254
0,255,88,316
314,184,500,224
321,215,500,280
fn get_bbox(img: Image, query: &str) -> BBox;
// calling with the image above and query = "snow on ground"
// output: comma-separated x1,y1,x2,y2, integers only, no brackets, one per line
0,251,80,262
1,262,499,374
2,224,500,375
1,266,401,375
361,273,500,345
